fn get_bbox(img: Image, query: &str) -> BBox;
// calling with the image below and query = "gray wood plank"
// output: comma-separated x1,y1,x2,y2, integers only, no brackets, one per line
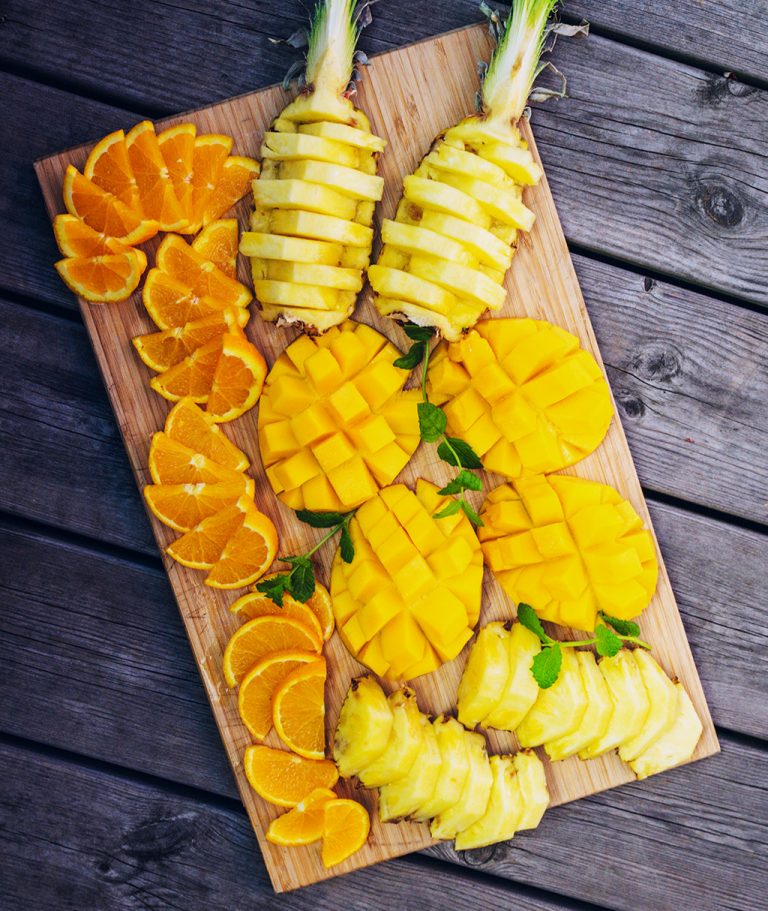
0,503,764,803
0,742,580,911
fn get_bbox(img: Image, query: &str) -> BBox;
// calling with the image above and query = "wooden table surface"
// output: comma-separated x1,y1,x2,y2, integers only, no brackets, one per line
1,1,767,908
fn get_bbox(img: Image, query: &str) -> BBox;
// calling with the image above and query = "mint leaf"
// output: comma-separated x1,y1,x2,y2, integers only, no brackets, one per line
418,401,447,442
531,643,562,689
437,436,483,469
295,509,347,528
339,523,354,563
393,341,426,370
285,557,315,603
438,470,483,496
595,623,623,657
402,323,434,342
516,603,551,644
433,500,461,519
600,613,641,638
256,572,292,608
460,499,484,526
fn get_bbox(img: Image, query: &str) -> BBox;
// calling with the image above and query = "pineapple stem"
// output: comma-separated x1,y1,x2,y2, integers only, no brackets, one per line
481,0,560,126
305,0,360,96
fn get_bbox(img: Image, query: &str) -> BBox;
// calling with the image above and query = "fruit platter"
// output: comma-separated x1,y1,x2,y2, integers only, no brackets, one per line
34,0,718,892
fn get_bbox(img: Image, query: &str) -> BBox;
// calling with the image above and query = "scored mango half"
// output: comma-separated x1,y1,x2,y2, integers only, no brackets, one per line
258,321,420,512
427,318,614,478
479,474,659,631
330,480,483,680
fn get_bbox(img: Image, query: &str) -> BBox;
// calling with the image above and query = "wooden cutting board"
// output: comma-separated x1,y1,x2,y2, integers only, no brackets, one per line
34,21,719,893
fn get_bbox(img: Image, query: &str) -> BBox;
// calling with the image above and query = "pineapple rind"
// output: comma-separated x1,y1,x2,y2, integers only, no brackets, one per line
333,676,393,778
630,684,702,780
358,687,424,787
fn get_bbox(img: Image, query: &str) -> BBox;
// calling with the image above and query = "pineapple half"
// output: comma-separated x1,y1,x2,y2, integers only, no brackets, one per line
427,319,614,478
242,0,385,333
480,474,659,631
330,480,483,680
369,0,558,340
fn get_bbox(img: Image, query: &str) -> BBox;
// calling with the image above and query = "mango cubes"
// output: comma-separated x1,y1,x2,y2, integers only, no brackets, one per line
258,321,420,512
479,474,659,631
427,318,613,478
330,480,483,680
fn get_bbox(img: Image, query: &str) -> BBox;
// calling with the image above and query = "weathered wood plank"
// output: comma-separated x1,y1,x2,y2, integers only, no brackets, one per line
0,742,581,911
0,501,764,805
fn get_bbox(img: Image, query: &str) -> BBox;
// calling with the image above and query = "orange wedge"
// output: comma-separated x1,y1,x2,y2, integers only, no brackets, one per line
205,506,278,590
53,214,131,257
321,799,370,868
149,335,224,402
206,332,267,423
156,234,251,307
166,498,249,569
158,123,196,222
126,120,188,232
244,745,338,808
164,398,249,472
223,615,320,686
187,134,233,232
229,588,324,645
272,658,327,760
84,129,140,211
266,788,337,846
133,307,248,373
55,249,147,303
238,650,319,741
192,219,239,278
142,268,241,330
203,155,260,225
62,165,157,244
144,477,254,532
148,432,248,485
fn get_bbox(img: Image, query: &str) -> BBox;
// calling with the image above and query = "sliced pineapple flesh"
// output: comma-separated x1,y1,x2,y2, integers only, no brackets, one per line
512,750,550,831
545,651,613,761
453,754,523,851
412,715,471,821
332,676,393,779
330,479,483,680
516,647,589,747
357,687,423,788
258,321,421,512
378,714,441,822
457,622,510,728
430,730,493,840
630,684,703,780
618,650,680,762
427,318,614,478
480,474,660,631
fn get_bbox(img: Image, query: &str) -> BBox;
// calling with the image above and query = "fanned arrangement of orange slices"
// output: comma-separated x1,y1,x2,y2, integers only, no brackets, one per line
143,398,277,588
133,224,267,423
53,121,259,302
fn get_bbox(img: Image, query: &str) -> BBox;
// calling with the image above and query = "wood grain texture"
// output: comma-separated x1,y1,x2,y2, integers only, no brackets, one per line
34,23,718,890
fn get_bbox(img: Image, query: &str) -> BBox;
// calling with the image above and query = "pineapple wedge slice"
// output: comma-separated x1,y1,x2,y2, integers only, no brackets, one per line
483,622,541,731
516,648,588,747
379,714,441,822
430,730,493,840
457,622,510,728
580,650,651,760
630,684,703,780
358,687,423,788
619,651,680,763
454,754,523,850
545,651,613,761
513,750,550,830
412,716,470,822
333,676,393,778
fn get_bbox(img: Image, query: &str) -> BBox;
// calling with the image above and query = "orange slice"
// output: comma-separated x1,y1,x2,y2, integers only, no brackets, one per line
166,497,250,569
321,799,370,868
55,249,147,303
223,615,321,686
192,218,239,278
144,477,254,532
164,398,249,472
53,214,131,257
244,745,338,808
142,268,241,330
206,332,267,423
187,134,233,232
229,588,324,645
84,129,140,211
238,650,319,741
158,123,196,223
156,234,251,307
149,335,224,403
204,506,279,590
266,788,337,846
272,658,327,760
148,432,248,485
203,155,260,225
62,165,157,244
126,120,188,232
133,307,248,373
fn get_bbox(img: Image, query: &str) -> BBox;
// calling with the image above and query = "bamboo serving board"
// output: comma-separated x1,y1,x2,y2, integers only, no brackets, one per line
35,21,719,892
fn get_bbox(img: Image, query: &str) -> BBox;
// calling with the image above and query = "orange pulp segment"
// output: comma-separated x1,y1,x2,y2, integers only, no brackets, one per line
222,615,321,686
166,497,249,569
187,134,233,232
206,332,267,423
148,432,248,485
133,307,248,373
321,799,370,867
149,335,224,403
192,218,239,278
164,398,249,472
157,123,196,223
84,129,140,211
143,477,254,532
155,234,251,307
142,268,242,330
126,120,188,232
204,506,279,590
55,249,147,303
272,658,327,760
244,745,338,808
266,788,337,846
203,155,260,226
62,165,157,244
53,214,131,257
238,650,319,741
229,587,324,645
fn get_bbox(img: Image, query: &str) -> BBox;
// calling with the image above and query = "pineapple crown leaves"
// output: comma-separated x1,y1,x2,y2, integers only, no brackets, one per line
256,509,355,606
393,323,485,526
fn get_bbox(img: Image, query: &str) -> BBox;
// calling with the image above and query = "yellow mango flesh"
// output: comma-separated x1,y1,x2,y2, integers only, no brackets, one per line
480,474,659,631
258,321,420,513
330,479,483,680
